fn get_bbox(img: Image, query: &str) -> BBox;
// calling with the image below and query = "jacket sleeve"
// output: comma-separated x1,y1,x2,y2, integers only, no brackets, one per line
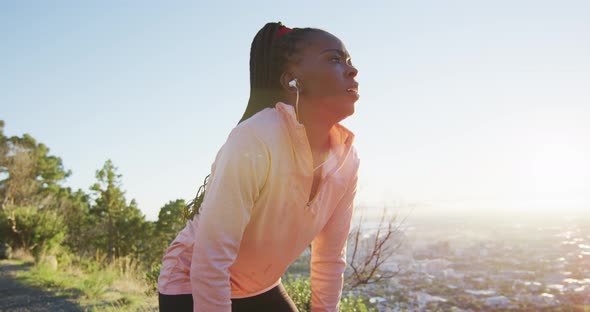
190,128,270,312
310,149,360,312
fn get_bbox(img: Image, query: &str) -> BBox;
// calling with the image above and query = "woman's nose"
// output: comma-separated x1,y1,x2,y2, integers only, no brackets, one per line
347,64,358,78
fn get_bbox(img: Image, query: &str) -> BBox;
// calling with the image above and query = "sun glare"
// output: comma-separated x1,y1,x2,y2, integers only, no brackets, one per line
528,135,589,198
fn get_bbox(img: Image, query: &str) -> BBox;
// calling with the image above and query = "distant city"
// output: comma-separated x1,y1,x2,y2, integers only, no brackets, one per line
291,207,590,311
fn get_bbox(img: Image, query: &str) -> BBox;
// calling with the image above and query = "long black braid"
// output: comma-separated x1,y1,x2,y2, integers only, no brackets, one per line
183,22,326,221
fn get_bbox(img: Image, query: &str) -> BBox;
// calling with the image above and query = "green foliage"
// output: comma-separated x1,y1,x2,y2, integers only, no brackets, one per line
14,256,153,310
340,296,377,312
53,187,93,254
0,205,66,262
145,263,162,295
283,274,376,312
17,262,71,290
156,199,187,244
0,121,178,275
79,270,115,299
284,274,312,311
100,293,145,312
1,122,164,309
139,199,188,268
0,121,90,259
0,124,71,208
88,160,148,262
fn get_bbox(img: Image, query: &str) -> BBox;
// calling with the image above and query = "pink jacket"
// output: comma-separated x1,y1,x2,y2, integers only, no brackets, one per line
158,101,360,312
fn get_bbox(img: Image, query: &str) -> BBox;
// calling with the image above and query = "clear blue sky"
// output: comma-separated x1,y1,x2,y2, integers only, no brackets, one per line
2,1,589,221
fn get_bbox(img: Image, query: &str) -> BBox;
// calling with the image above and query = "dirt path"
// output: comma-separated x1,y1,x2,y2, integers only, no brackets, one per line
0,260,83,312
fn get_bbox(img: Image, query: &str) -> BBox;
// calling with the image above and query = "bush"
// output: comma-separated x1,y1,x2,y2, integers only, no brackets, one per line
145,262,162,295
284,274,312,312
340,296,377,312
79,270,115,299
283,274,376,312
0,205,66,262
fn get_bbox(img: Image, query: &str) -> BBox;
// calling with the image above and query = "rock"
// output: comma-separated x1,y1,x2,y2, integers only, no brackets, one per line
0,243,12,259
41,255,58,271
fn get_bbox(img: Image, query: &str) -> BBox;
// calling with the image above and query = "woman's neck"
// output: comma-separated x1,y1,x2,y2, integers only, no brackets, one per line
282,97,334,153
300,108,333,157
304,121,332,154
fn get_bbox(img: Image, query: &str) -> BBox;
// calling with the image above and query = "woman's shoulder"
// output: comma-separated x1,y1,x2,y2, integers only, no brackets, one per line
231,107,283,145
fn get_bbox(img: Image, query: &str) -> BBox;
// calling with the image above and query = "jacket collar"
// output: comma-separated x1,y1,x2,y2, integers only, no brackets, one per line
274,101,355,178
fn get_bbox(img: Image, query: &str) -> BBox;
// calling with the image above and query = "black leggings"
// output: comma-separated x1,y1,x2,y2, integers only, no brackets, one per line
158,283,299,312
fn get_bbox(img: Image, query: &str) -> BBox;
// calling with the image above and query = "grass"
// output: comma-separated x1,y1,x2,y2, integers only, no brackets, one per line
11,250,157,311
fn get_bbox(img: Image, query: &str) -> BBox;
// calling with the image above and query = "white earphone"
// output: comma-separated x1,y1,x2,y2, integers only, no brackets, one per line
288,78,328,172
288,78,300,123
288,78,298,88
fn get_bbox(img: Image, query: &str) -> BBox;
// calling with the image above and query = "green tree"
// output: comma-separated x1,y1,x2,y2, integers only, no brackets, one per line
53,187,93,254
0,120,76,258
155,199,187,246
0,120,71,209
138,199,188,267
116,199,149,260
89,160,146,262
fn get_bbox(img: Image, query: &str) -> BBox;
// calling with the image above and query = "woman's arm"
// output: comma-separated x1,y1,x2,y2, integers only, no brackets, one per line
310,148,360,312
189,128,270,312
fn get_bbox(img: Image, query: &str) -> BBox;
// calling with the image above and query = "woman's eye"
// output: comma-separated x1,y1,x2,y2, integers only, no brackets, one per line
331,57,341,63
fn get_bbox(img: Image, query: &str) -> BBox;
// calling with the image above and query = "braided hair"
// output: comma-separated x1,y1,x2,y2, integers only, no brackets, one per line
183,22,326,221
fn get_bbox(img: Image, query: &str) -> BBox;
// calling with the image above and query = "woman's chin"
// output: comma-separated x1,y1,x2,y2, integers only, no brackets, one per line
315,96,358,119
335,99,356,119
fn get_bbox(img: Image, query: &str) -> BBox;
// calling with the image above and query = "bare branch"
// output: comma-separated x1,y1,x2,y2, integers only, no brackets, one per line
345,203,411,290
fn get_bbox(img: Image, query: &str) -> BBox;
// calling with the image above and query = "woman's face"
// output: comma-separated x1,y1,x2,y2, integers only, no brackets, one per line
291,32,359,121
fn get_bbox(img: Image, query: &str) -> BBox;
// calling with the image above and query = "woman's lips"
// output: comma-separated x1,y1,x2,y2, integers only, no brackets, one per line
346,86,359,97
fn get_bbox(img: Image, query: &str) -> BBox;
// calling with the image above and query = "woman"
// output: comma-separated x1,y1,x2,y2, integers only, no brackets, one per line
158,21,360,312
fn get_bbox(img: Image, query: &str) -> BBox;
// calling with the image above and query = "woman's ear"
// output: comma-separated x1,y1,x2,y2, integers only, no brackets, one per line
280,71,300,92
280,72,293,91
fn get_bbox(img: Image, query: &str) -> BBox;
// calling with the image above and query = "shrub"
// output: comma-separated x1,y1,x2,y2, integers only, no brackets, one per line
0,205,66,262
284,274,312,312
145,263,162,295
340,296,377,312
79,270,115,299
283,274,376,312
